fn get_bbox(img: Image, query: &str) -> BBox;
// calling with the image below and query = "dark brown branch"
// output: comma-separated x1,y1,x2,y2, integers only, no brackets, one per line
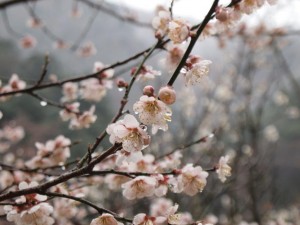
0,144,120,202
0,0,45,9
45,191,132,223
167,0,219,86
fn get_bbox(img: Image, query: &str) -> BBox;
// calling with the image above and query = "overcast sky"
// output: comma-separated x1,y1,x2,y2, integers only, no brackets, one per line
107,0,300,29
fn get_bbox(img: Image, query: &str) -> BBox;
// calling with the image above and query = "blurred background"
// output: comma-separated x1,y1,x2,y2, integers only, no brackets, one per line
0,0,300,224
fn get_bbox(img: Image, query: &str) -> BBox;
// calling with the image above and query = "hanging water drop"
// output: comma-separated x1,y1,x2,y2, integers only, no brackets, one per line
40,101,47,106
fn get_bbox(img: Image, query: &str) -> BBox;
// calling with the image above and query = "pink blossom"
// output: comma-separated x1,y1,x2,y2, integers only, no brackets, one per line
78,42,97,57
133,95,172,134
25,135,71,168
8,74,26,91
168,19,190,44
90,213,121,225
216,156,232,183
152,10,171,38
4,181,54,225
133,213,166,225
176,164,209,196
59,102,80,121
122,176,157,200
185,60,212,86
80,78,107,102
19,35,36,49
132,65,161,82
61,82,78,102
106,114,150,153
69,105,97,129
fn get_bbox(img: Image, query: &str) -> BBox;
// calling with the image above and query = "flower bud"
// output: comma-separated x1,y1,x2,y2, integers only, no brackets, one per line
158,86,176,105
116,78,128,88
143,85,155,97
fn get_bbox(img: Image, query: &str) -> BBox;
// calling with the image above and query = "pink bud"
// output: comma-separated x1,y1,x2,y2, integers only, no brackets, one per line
116,78,128,88
158,86,176,105
143,85,155,97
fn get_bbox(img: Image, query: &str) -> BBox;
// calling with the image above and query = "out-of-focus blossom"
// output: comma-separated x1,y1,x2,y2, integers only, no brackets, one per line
61,82,78,102
53,40,69,49
90,213,122,225
152,10,171,38
168,19,190,44
25,135,71,168
133,95,172,134
133,213,166,225
26,18,43,28
69,105,97,129
263,125,279,142
273,91,289,106
185,59,212,86
216,156,232,182
161,44,185,72
80,78,107,102
59,102,80,121
132,65,161,82
286,106,300,119
4,181,54,225
19,35,37,49
78,42,97,57
8,74,26,91
1,125,25,142
122,176,157,200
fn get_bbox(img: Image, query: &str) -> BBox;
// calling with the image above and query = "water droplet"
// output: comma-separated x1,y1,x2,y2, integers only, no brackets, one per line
40,101,47,106
118,88,123,92
140,124,147,131
61,166,66,171
134,111,139,115
208,133,214,138
180,68,187,74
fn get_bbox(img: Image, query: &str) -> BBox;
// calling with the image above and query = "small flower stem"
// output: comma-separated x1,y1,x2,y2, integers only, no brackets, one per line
167,0,219,86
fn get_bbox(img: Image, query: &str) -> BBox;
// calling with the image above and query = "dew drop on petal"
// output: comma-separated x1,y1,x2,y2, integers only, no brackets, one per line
180,68,187,74
118,88,124,92
134,111,139,115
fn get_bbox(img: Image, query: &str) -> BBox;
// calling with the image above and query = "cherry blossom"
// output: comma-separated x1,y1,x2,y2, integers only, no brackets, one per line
59,102,80,121
161,44,185,72
152,10,171,38
133,95,172,134
90,213,122,225
175,164,209,196
25,135,71,168
8,74,26,91
61,82,78,102
122,176,157,200
19,35,37,49
133,213,166,225
132,65,161,82
168,19,190,44
185,59,212,86
4,181,54,225
69,105,97,129
80,78,107,102
77,41,97,57
216,156,232,183
106,114,150,153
